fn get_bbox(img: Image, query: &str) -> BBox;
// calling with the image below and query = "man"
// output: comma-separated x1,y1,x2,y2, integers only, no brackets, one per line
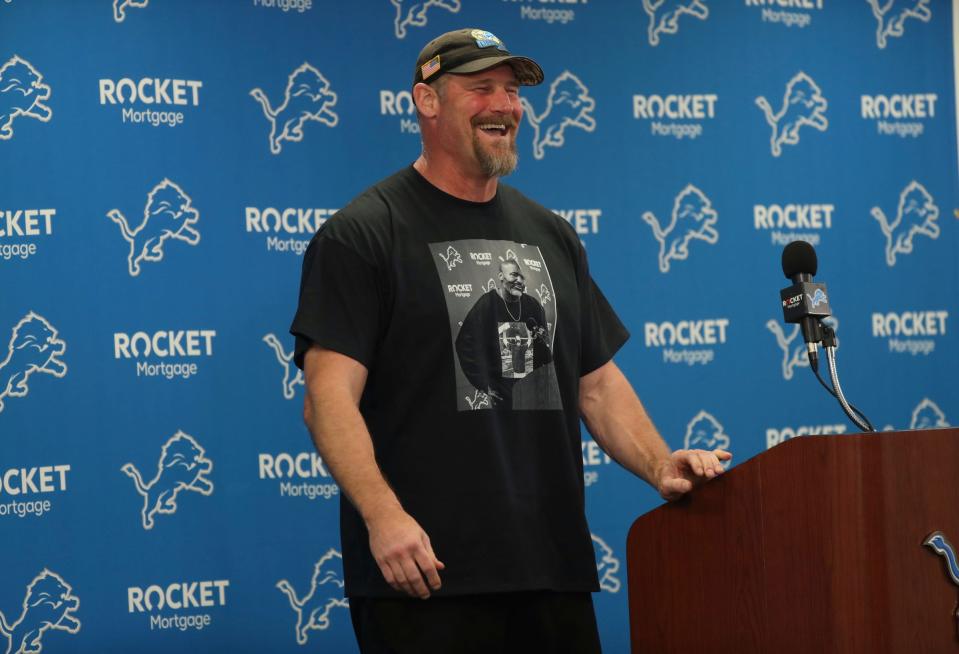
455,257,557,410
291,28,731,653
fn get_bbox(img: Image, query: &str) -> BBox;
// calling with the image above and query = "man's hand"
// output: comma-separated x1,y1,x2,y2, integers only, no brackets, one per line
367,507,445,599
656,449,732,501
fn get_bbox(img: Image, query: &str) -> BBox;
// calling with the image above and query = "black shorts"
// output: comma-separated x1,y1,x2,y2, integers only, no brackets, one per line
349,590,602,654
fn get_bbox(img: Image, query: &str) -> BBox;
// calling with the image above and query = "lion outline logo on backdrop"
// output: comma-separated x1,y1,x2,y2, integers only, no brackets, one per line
591,534,621,593
642,184,718,273
107,179,200,277
867,0,932,49
642,0,709,47
0,570,80,654
391,0,461,39
121,431,214,530
520,71,596,160
871,181,939,267
910,398,948,430
0,312,67,414
250,63,339,155
755,72,828,157
684,410,731,469
881,398,949,432
263,333,303,400
276,549,350,645
767,316,839,381
0,55,52,140
113,0,149,22
439,245,462,271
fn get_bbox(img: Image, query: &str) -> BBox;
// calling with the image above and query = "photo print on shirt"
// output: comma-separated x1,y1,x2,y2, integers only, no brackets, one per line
429,239,563,412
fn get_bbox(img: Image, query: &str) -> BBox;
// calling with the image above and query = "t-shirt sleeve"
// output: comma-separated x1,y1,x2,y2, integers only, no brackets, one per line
578,243,630,375
289,234,382,370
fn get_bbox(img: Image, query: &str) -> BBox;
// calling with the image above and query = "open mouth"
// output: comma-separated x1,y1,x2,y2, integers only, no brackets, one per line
475,123,510,137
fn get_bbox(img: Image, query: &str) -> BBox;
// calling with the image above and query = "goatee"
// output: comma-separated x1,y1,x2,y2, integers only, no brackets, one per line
473,135,518,177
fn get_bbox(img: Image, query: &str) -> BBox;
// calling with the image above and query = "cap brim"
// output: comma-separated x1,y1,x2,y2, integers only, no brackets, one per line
447,55,544,86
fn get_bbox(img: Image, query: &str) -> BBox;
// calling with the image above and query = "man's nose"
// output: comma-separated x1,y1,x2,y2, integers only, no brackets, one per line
490,87,513,113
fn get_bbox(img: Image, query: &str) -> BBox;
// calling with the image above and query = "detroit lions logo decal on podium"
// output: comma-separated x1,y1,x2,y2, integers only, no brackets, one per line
924,532,959,636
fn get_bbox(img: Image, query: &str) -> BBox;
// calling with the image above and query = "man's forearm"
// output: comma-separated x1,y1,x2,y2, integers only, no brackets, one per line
302,350,401,525
306,393,402,522
302,346,444,598
579,361,672,487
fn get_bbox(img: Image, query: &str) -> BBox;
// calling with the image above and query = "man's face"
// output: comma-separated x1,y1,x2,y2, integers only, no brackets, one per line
499,262,525,298
435,65,522,178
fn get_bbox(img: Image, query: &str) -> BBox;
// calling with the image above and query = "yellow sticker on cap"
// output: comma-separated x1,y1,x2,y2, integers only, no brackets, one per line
421,55,441,80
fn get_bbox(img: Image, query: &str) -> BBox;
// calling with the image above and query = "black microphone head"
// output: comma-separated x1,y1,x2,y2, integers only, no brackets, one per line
782,241,817,279
525,317,538,331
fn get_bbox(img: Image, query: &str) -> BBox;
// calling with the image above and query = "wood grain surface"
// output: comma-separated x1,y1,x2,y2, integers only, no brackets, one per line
627,429,959,654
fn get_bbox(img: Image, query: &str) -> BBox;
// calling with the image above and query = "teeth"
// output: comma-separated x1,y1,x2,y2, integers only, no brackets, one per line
478,124,506,131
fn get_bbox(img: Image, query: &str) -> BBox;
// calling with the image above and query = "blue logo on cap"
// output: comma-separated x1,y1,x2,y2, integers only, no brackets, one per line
471,30,507,51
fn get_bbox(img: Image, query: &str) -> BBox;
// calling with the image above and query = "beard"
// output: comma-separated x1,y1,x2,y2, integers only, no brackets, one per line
471,126,518,177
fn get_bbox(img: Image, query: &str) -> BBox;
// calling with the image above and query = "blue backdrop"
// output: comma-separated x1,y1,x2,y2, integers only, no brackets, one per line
2,1,957,652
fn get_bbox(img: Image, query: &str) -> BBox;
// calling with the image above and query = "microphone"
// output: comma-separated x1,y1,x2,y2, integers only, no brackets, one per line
778,242,876,433
780,241,831,370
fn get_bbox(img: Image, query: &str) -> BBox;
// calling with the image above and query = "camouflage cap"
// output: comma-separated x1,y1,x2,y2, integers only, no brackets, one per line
413,28,544,87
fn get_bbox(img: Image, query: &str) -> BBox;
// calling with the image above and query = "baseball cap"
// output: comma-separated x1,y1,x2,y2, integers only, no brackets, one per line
413,28,544,87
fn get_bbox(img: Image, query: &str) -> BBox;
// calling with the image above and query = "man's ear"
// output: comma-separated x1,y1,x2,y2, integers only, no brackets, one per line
413,82,439,118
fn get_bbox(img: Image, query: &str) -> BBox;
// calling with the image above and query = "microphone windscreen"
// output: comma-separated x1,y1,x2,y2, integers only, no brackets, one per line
525,318,539,331
782,241,818,279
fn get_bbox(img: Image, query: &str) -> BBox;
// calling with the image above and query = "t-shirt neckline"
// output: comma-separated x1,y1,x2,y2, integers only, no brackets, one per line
407,164,502,209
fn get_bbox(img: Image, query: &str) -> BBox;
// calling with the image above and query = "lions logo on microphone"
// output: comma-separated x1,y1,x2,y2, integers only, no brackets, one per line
642,0,709,47
755,72,828,157
867,0,932,49
642,184,718,273
250,63,339,155
871,181,939,267
807,288,828,309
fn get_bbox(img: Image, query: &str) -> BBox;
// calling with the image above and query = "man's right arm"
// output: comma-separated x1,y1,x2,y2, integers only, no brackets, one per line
302,344,444,599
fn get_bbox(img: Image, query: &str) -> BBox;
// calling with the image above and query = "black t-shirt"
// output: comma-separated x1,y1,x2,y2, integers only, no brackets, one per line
290,166,628,597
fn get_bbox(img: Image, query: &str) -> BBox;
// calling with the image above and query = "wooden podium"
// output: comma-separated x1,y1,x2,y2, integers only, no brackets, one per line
627,429,959,653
